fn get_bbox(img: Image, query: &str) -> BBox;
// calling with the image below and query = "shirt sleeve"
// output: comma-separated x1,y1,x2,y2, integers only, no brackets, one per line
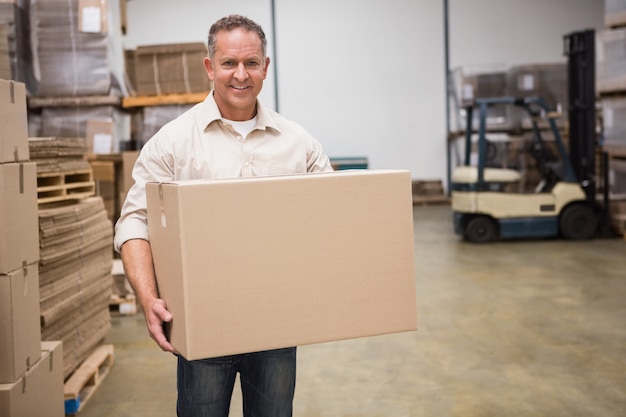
113,136,174,252
305,132,334,173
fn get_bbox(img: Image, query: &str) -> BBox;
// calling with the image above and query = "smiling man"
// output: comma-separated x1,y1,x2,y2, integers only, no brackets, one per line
114,14,333,417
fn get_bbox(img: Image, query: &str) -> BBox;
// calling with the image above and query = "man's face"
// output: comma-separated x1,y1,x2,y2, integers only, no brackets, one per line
204,28,270,121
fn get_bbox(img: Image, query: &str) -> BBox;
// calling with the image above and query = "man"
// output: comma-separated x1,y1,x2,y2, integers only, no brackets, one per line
114,14,333,417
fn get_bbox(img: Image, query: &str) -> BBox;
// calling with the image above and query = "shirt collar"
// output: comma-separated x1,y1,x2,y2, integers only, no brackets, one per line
198,91,281,133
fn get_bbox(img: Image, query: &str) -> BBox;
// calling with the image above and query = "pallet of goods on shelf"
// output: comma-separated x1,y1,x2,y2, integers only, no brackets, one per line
126,42,211,97
605,0,626,29
29,0,127,97
597,27,626,95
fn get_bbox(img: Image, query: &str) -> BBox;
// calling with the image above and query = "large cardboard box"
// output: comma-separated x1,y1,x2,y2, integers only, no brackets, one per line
0,341,64,417
0,162,39,274
0,80,29,163
146,170,418,360
0,263,41,383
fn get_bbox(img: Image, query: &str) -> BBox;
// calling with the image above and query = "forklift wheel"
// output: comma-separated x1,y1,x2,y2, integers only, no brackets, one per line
464,216,497,243
559,204,597,240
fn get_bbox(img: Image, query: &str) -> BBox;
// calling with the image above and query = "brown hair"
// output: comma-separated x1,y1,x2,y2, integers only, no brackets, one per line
208,15,267,59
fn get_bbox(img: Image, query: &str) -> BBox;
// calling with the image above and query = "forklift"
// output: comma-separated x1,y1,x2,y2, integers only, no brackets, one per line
451,30,606,243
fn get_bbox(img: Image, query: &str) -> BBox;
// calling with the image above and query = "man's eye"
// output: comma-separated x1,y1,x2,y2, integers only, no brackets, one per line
246,61,259,67
223,61,235,67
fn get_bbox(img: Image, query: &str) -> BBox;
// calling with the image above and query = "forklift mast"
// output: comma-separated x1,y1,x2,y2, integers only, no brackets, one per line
563,29,596,202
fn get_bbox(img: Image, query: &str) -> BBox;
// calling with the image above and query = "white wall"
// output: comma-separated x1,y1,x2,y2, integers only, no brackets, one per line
124,0,604,182
449,0,604,68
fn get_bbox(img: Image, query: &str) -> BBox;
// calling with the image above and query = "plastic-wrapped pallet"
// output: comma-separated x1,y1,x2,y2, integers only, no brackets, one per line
0,24,9,79
39,104,131,152
602,96,626,146
596,27,626,94
507,63,568,130
0,0,35,90
140,103,194,146
449,64,519,132
30,0,127,96
605,0,626,28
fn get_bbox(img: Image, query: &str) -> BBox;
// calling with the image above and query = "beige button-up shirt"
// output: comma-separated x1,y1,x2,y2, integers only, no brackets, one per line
114,92,333,251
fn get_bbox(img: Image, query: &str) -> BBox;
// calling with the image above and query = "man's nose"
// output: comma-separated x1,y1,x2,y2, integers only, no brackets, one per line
234,63,249,81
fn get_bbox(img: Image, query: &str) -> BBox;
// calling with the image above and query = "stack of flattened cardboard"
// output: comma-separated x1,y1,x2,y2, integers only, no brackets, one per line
0,79,64,417
28,136,92,173
131,42,211,96
29,0,127,96
38,196,113,379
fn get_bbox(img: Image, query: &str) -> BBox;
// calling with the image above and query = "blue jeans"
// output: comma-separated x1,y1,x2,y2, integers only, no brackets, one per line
176,347,296,417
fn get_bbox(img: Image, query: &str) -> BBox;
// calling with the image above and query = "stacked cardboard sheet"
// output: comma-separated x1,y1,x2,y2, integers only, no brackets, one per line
29,136,91,173
130,42,211,96
30,0,127,96
38,196,112,379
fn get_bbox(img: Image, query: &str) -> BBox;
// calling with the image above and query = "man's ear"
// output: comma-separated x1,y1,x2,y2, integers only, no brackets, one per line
263,56,270,80
203,57,214,81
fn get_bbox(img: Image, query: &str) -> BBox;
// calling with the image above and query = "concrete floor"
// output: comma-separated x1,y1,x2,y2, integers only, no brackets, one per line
80,205,626,417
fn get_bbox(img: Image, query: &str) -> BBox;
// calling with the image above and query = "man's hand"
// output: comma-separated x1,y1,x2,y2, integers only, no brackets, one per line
120,239,178,354
145,298,177,354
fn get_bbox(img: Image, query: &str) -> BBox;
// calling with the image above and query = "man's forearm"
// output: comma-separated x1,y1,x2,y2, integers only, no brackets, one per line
120,238,159,311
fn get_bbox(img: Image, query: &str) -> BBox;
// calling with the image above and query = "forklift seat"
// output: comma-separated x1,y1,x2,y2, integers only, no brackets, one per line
452,166,521,184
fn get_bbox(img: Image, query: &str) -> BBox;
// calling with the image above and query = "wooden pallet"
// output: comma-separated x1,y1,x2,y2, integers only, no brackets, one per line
37,169,96,205
64,344,115,415
122,91,209,108
610,213,626,240
110,294,138,315
27,95,122,108
412,194,451,206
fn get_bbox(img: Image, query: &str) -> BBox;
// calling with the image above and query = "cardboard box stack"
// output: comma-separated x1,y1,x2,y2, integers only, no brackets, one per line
0,79,64,416
28,135,113,379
